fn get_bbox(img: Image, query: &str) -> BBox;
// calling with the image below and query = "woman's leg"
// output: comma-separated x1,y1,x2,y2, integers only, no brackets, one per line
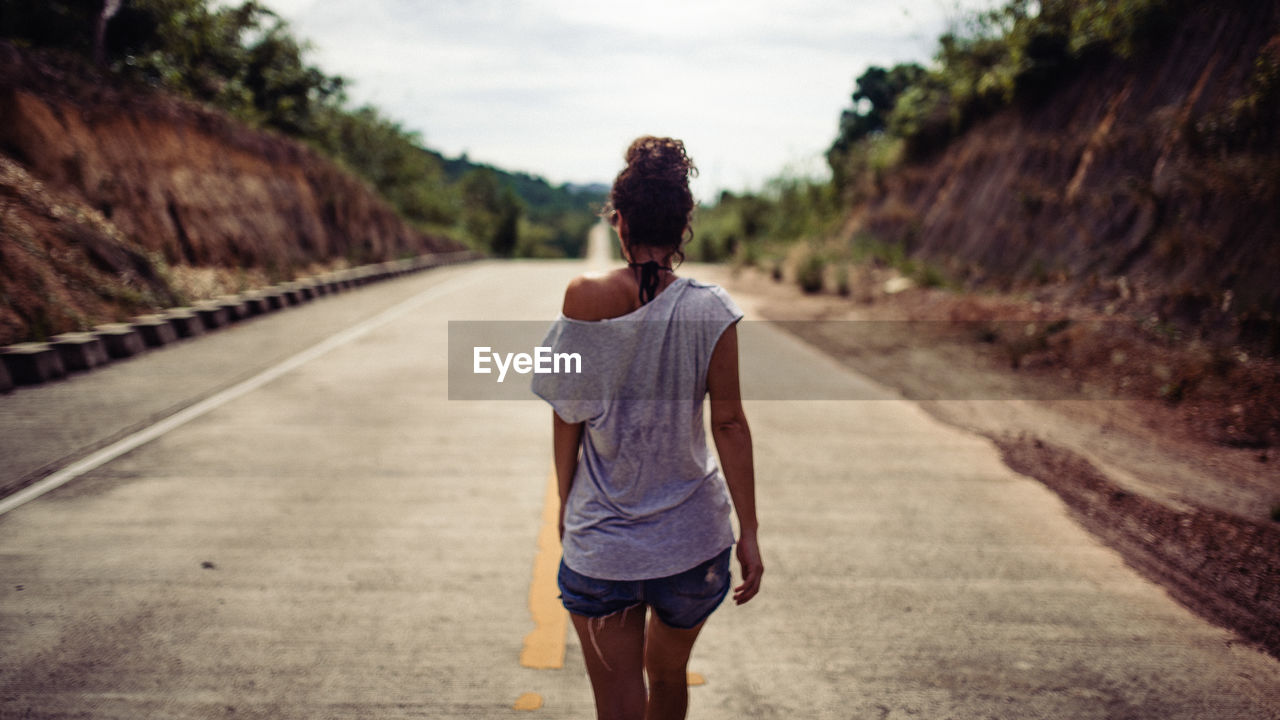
570,605,647,720
642,614,705,720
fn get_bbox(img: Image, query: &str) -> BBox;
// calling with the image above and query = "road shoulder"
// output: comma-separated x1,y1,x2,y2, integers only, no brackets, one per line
696,262,1280,661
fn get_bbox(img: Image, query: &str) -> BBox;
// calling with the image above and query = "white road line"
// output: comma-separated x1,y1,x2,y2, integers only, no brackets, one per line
0,271,482,517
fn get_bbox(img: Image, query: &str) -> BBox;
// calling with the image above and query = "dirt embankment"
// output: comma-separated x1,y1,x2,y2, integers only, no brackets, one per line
853,1,1280,352
0,43,463,345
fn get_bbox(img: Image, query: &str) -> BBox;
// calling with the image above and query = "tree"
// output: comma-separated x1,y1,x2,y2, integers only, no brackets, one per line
833,64,926,147
243,19,344,135
827,63,925,187
459,169,522,256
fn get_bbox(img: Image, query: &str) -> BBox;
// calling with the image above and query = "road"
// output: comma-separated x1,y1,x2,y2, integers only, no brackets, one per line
2,228,1278,718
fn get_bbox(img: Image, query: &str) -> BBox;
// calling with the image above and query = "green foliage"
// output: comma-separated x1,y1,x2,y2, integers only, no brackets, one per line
99,0,346,134
528,205,597,259
241,19,345,135
691,175,842,269
513,219,558,259
471,168,603,259
827,63,925,188
689,191,763,264
440,161,603,257
885,78,955,160
765,175,842,241
311,105,457,228
458,168,521,256
1068,0,1176,58
889,0,1038,158
828,0,1187,173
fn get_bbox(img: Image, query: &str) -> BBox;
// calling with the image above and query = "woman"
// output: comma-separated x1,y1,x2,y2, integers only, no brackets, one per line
531,136,762,720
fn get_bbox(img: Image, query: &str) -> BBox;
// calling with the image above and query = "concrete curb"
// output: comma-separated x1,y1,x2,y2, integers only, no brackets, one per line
95,324,147,359
163,308,206,339
49,333,110,372
132,316,179,347
214,296,249,321
0,250,480,392
0,343,66,385
240,293,271,317
193,304,229,330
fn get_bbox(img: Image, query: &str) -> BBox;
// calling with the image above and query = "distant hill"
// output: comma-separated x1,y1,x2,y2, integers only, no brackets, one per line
449,156,605,217
565,182,611,196
433,152,607,259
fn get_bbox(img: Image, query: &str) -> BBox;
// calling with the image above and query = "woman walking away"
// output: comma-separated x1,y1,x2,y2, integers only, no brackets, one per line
531,136,763,720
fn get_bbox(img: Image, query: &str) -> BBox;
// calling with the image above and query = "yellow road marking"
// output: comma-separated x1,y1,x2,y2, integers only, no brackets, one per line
513,692,544,710
520,468,568,669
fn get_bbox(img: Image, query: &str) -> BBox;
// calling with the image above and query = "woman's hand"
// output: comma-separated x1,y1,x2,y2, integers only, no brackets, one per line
733,530,763,605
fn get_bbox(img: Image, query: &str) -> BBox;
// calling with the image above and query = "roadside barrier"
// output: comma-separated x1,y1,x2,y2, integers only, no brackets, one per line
0,251,480,392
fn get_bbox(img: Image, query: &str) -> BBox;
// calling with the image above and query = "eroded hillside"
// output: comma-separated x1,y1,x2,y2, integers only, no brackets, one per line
854,1,1280,350
0,43,462,345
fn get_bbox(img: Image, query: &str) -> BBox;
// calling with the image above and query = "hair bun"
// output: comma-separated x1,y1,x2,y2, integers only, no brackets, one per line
604,135,698,253
624,136,698,183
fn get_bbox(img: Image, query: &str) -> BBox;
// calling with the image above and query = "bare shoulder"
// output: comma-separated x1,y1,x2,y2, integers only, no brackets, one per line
562,270,635,321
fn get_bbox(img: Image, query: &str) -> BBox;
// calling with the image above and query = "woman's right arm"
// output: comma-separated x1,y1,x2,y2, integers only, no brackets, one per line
707,322,763,605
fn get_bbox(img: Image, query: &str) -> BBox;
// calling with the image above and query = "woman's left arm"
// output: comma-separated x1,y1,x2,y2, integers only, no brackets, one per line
552,411,584,539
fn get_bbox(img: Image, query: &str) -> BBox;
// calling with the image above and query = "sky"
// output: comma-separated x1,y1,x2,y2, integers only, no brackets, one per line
252,0,988,200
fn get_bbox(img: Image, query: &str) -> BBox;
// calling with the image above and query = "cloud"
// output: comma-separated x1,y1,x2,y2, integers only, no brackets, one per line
257,0,973,197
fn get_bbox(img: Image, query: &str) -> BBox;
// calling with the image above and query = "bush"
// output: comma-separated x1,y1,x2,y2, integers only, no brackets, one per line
691,175,841,269
796,251,826,294
888,81,956,160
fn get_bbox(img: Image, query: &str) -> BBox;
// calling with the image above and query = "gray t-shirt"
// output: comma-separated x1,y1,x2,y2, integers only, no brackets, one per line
530,277,744,580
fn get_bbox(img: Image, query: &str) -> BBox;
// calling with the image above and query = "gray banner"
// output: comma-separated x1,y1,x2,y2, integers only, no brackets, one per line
448,320,1125,401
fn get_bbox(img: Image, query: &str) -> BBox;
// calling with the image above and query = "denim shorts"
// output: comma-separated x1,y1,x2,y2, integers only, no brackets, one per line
557,547,732,630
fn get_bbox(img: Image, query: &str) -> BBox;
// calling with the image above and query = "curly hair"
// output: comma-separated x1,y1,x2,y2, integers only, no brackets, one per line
603,136,698,258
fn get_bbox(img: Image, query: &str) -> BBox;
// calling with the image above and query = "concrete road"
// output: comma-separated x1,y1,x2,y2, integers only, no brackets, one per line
2,237,1279,718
